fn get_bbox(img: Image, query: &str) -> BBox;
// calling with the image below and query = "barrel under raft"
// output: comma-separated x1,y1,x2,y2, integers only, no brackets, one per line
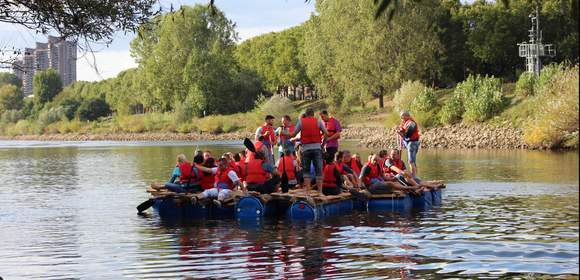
366,193,413,212
153,196,235,220
287,194,354,220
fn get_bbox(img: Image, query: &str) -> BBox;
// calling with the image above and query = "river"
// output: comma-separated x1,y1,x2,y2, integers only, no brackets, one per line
0,140,577,279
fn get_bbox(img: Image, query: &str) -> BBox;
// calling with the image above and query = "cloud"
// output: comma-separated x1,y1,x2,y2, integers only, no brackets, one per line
77,50,136,81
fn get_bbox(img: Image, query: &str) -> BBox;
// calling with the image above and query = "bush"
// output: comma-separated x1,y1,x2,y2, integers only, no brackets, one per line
393,81,424,113
77,98,111,121
411,87,438,113
439,96,463,125
0,110,24,124
535,64,563,94
4,120,36,136
515,72,536,96
523,66,579,149
37,107,67,133
255,96,296,124
448,75,505,123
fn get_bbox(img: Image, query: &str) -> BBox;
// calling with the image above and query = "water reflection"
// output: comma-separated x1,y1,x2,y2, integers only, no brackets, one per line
0,141,577,279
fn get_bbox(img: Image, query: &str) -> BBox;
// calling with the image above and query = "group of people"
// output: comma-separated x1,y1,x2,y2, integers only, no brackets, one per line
163,109,441,207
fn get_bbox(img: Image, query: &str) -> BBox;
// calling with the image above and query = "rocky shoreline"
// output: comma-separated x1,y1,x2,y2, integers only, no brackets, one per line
0,123,532,150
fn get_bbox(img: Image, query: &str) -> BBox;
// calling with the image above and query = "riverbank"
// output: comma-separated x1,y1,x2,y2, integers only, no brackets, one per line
0,123,542,150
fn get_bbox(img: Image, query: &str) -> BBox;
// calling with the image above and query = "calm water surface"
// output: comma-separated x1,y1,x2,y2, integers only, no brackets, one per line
0,141,578,279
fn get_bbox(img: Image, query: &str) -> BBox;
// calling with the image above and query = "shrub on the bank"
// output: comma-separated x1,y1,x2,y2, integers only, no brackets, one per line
0,109,24,124
77,98,111,121
524,66,579,149
4,119,36,136
37,107,67,133
536,64,563,94
515,72,536,96
393,81,424,113
440,75,505,124
255,96,296,125
410,87,438,113
439,97,463,125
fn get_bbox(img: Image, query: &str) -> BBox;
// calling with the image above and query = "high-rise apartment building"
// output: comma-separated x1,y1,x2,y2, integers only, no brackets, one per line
12,36,77,95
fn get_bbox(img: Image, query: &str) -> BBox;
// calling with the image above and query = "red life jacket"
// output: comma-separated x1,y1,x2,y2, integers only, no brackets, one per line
260,124,276,144
401,118,420,141
178,161,192,183
378,157,386,173
246,159,269,185
200,165,216,190
322,163,339,188
246,141,265,162
361,163,382,187
235,160,246,181
349,158,362,175
323,117,340,139
277,155,296,181
278,125,296,145
215,167,235,190
385,158,406,177
300,117,322,145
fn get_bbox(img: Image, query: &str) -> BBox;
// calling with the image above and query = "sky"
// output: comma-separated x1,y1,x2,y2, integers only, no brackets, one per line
0,0,315,81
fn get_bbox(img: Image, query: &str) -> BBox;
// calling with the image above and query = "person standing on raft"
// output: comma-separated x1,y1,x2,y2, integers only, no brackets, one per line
397,111,420,176
291,108,329,196
255,115,277,164
320,110,342,161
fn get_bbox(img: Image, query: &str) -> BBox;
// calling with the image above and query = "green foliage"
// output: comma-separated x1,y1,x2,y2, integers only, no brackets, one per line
451,75,505,123
536,63,564,93
77,98,111,121
515,72,536,96
0,84,24,112
37,107,67,133
131,4,260,115
0,110,24,124
524,66,579,149
33,69,63,108
393,81,425,113
439,96,464,125
236,25,310,93
411,87,438,113
0,73,22,88
255,96,296,125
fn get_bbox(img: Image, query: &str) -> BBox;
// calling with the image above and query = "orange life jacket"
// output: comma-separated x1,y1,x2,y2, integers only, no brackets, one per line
260,124,276,144
401,118,420,141
178,161,192,183
278,124,296,146
246,159,269,185
235,160,246,181
350,158,362,175
361,162,383,187
322,163,339,188
277,155,296,181
215,167,235,190
246,141,265,162
323,117,340,139
200,163,216,190
300,117,322,145
385,158,406,177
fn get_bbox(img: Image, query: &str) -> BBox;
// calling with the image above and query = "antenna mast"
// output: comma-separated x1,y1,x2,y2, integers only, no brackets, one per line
518,6,556,76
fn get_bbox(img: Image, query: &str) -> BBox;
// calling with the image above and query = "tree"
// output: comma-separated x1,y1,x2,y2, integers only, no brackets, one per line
77,98,111,121
131,4,261,116
303,0,443,108
33,69,63,108
0,84,23,112
0,72,22,88
0,0,157,44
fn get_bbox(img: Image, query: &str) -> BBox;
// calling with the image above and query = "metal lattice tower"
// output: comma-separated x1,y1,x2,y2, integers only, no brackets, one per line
518,7,556,76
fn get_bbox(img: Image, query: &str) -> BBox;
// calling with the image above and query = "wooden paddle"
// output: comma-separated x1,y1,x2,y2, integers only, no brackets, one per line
137,198,154,213
280,155,289,193
243,138,256,153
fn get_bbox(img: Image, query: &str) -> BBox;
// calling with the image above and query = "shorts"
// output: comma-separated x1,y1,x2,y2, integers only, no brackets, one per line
405,140,420,164
201,188,232,201
301,149,323,179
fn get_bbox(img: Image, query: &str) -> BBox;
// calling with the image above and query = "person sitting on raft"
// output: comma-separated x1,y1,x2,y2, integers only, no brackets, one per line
164,154,204,193
359,154,417,194
276,149,299,192
200,157,217,191
233,152,246,182
335,150,361,189
349,153,363,177
193,157,242,207
246,136,272,165
245,151,281,194
385,149,444,189
321,155,344,196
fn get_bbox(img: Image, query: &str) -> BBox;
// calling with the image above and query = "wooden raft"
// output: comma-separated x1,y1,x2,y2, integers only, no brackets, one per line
147,183,245,207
